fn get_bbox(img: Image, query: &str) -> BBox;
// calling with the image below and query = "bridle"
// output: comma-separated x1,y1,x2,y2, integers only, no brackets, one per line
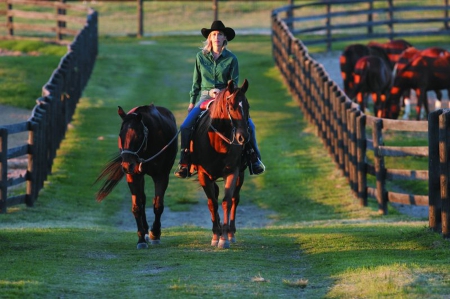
209,91,249,146
120,119,179,172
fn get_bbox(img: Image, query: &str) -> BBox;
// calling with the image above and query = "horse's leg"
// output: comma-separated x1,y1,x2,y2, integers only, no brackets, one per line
435,90,443,110
198,172,221,246
414,88,423,120
218,169,240,249
229,171,244,243
127,174,149,249
145,175,168,245
402,89,411,120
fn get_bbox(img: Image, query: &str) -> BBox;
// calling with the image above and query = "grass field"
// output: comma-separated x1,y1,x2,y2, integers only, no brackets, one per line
2,2,450,298
1,34,450,298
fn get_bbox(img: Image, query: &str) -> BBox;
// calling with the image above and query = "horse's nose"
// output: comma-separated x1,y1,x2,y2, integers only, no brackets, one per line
235,129,248,145
121,162,135,174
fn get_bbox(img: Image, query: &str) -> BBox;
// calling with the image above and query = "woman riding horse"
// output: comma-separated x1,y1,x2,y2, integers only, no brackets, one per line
174,20,265,178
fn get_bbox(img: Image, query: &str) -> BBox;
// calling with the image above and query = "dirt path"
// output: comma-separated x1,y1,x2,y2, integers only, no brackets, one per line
117,191,277,231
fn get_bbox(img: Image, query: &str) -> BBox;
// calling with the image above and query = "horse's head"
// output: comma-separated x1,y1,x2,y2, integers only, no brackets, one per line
118,106,148,175
214,79,250,145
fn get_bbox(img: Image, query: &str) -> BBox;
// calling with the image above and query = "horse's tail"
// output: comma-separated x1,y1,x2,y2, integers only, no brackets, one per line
94,154,124,202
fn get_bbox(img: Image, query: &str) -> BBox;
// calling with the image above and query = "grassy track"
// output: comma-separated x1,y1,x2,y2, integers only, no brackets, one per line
2,35,450,298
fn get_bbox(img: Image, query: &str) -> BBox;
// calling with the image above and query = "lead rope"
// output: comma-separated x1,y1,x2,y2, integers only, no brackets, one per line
138,129,180,172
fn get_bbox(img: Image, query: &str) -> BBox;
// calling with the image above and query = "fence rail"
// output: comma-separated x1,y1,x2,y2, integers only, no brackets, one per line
0,0,91,44
0,7,97,213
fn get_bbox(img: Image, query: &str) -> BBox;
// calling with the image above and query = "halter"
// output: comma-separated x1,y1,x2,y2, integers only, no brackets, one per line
120,119,180,172
209,92,248,145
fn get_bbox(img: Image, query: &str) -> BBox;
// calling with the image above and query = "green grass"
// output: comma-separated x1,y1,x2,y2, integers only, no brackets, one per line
0,40,66,109
2,35,450,298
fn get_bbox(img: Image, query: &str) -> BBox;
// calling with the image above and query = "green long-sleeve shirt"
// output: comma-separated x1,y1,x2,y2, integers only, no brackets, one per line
189,48,239,105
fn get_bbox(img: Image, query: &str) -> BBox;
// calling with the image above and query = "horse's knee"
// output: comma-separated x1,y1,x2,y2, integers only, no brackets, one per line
153,195,164,211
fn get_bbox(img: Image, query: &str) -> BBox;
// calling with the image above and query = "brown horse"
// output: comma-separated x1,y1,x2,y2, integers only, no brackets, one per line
390,47,450,120
347,55,392,117
95,104,178,249
340,39,411,112
190,79,250,249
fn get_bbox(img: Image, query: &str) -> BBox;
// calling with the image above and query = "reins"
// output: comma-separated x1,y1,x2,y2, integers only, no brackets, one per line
120,119,180,172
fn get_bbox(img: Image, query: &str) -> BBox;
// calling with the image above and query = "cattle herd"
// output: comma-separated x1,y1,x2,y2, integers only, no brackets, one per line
339,39,450,120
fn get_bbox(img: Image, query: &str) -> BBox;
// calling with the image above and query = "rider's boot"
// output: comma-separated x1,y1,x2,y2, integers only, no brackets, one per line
247,147,265,175
174,149,190,178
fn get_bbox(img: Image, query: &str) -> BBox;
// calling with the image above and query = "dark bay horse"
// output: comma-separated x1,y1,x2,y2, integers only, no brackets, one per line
346,55,392,117
190,79,250,249
390,47,450,120
95,104,178,249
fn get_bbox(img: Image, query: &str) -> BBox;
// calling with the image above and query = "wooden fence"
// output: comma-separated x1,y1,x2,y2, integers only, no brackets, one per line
271,8,450,235
0,0,91,44
273,0,450,51
0,7,97,213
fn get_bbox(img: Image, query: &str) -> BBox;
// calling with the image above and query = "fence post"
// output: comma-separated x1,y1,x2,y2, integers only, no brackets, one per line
429,109,443,231
387,0,394,40
7,2,13,37
212,0,218,21
440,110,450,238
373,118,387,214
287,0,294,32
0,128,7,213
357,113,367,206
326,2,331,51
367,0,373,35
57,0,66,42
137,0,143,38
26,121,37,207
445,0,449,31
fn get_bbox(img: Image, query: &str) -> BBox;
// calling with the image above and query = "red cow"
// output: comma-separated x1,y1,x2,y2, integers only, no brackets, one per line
389,47,450,120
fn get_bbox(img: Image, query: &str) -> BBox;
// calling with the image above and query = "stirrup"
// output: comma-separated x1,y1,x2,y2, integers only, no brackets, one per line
249,158,265,175
174,164,190,178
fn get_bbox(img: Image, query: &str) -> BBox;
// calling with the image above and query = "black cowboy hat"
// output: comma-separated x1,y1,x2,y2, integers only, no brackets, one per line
201,20,235,41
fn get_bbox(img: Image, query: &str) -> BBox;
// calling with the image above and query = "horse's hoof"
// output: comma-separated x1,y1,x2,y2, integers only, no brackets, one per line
150,239,160,245
218,239,230,249
136,242,148,249
211,240,219,247
228,233,236,243
145,232,161,245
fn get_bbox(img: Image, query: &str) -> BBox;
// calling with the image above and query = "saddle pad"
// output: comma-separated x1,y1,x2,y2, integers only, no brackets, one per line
200,98,215,110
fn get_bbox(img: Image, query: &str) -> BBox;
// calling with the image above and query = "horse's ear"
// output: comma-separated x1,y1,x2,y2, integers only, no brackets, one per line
241,79,249,93
135,113,142,122
227,80,235,93
118,106,126,120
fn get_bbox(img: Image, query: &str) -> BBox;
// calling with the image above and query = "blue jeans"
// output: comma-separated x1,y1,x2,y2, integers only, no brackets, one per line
179,96,261,159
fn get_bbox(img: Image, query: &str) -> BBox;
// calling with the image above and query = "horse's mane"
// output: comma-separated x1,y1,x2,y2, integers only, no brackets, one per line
208,91,227,120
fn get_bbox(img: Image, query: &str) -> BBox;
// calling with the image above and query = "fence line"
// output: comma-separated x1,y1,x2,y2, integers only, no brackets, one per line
272,3,450,236
0,0,91,44
272,13,429,212
273,0,450,51
0,7,97,213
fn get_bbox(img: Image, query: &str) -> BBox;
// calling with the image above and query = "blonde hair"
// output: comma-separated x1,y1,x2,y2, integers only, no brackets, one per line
201,32,228,55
